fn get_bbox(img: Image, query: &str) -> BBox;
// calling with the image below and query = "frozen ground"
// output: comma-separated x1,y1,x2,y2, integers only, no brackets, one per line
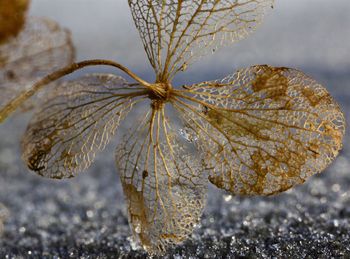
0,71,349,258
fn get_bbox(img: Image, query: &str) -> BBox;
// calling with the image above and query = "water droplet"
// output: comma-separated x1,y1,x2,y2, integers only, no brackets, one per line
179,128,198,143
134,223,141,234
332,184,341,193
128,236,140,251
333,219,339,227
86,210,94,218
224,194,232,202
243,220,249,226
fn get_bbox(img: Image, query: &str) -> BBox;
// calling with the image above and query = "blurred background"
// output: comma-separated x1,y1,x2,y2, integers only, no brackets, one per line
30,0,350,83
0,0,350,257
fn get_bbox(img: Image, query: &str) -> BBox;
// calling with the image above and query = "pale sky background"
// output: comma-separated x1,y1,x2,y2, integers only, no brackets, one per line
29,0,350,85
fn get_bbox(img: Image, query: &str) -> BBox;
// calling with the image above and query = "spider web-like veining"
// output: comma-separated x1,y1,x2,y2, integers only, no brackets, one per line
175,65,345,195
116,102,207,254
129,0,274,80
22,74,146,179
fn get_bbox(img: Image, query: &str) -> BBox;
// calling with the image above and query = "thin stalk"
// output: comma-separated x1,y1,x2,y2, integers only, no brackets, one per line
0,59,151,123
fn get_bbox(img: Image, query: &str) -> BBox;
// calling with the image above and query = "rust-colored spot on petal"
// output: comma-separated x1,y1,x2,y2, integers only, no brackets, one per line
250,150,269,194
300,87,332,107
123,182,152,249
252,66,289,100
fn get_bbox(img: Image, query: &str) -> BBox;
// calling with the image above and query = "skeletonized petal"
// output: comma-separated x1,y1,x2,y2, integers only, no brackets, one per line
129,0,273,80
116,102,207,254
175,65,345,195
0,17,75,111
22,74,146,179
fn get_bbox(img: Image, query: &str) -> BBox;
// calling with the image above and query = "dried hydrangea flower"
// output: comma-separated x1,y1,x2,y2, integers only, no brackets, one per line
0,0,345,255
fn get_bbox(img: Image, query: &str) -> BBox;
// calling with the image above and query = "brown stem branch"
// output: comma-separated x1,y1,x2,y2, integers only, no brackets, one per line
0,59,151,123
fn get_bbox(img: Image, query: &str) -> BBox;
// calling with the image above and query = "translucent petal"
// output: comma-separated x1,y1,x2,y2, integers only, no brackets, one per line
0,17,75,111
129,0,274,80
22,74,146,179
115,102,207,254
175,65,345,195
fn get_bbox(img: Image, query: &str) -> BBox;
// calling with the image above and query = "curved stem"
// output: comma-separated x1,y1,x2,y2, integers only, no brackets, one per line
0,59,151,123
